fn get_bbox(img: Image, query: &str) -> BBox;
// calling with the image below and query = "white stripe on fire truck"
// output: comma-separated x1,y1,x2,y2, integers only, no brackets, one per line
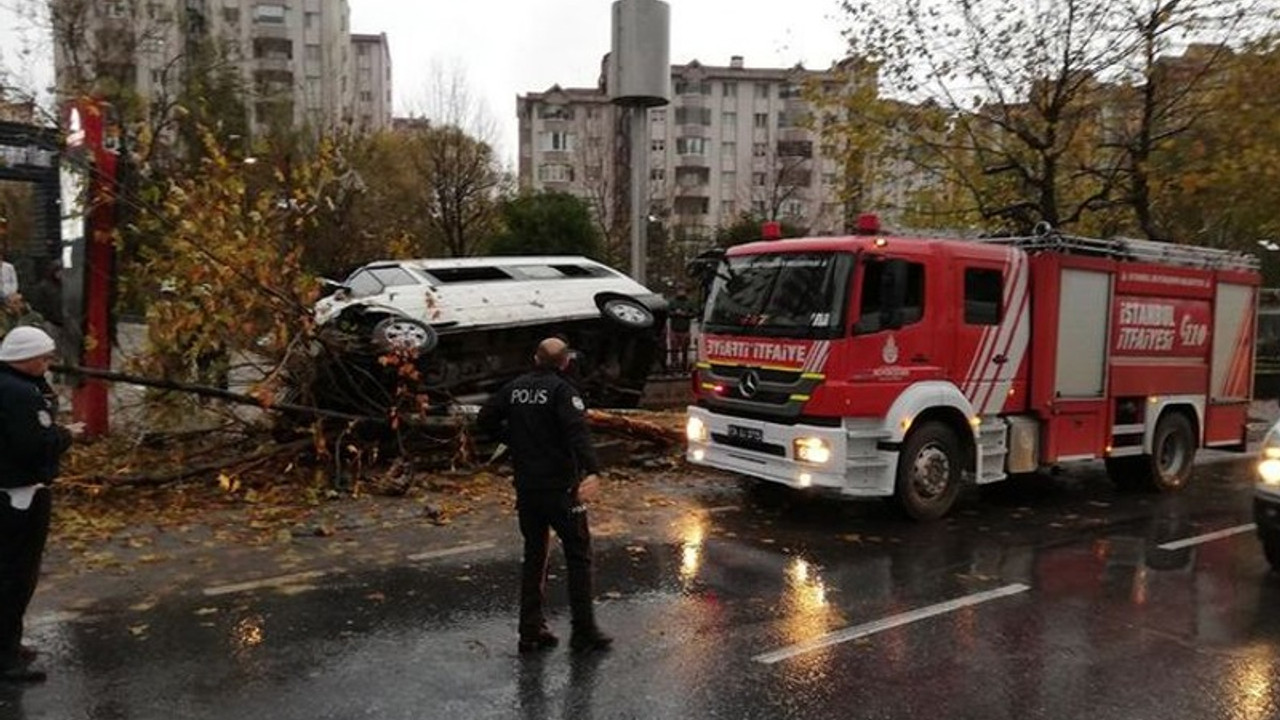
971,250,1029,412
978,281,1032,414
967,249,1029,412
803,341,831,375
960,251,1011,397
964,249,1023,401
1226,301,1255,397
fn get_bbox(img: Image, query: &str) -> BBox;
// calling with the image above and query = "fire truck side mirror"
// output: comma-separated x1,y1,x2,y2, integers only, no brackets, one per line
881,258,909,330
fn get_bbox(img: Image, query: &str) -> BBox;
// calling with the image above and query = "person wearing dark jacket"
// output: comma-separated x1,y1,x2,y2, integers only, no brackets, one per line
478,337,613,654
0,326,76,683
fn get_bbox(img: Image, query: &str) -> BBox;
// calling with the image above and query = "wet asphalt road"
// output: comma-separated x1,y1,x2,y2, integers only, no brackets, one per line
6,457,1280,720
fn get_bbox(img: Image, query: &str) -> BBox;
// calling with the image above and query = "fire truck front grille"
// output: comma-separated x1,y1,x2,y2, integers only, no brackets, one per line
709,364,803,385
710,432,787,457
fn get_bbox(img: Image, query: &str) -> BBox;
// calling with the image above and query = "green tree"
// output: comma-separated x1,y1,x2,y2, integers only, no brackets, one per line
489,192,602,257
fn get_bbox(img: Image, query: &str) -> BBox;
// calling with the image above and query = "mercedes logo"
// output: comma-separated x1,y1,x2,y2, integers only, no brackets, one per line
740,370,760,399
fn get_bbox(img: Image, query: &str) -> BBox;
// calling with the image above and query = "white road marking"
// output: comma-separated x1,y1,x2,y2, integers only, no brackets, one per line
203,570,327,597
704,505,739,515
753,583,1031,665
1157,523,1256,551
407,541,496,562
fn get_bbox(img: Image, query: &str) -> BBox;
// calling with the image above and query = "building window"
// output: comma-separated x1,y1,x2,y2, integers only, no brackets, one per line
538,164,575,182
721,141,736,158
357,44,371,57
777,140,814,158
587,107,600,119
823,173,838,186
223,7,240,23
103,1,127,18
753,113,768,129
722,112,737,131
780,83,803,99
752,200,767,215
723,81,737,98
305,45,322,63
722,200,736,217
755,82,770,99
675,107,712,126
253,4,287,23
674,78,712,95
752,142,768,157
676,137,708,155
752,172,766,187
722,171,736,188
305,11,320,29
651,139,666,153
784,200,805,218
537,105,574,120
540,131,576,152
587,136,602,151
650,168,666,181
964,268,1003,325
360,91,373,103
651,109,666,122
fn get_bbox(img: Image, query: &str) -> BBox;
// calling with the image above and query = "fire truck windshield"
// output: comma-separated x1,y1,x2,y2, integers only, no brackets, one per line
703,252,854,338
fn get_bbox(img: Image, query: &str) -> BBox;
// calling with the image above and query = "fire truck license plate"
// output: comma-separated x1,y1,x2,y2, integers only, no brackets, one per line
727,425,764,443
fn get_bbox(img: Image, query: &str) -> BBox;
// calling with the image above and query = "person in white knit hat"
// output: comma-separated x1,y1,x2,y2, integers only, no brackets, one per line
0,326,78,684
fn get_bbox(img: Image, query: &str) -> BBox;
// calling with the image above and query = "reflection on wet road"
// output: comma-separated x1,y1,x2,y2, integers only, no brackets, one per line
7,460,1280,719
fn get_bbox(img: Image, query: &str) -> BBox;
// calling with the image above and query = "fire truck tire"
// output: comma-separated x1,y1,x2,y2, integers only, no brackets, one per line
893,421,963,521
1145,412,1197,492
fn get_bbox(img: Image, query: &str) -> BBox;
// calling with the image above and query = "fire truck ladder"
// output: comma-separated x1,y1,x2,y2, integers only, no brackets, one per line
979,231,1260,272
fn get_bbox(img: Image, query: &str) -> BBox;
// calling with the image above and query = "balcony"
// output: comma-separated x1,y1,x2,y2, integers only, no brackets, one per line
253,57,294,73
251,23,291,40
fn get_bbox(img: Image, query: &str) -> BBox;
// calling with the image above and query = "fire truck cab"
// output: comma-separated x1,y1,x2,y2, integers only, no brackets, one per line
685,224,1259,520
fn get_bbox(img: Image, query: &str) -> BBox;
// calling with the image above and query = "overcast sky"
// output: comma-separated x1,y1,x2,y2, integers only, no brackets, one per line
0,0,852,163
351,0,851,162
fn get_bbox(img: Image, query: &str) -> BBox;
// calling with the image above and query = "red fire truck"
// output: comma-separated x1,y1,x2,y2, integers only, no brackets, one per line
685,222,1259,520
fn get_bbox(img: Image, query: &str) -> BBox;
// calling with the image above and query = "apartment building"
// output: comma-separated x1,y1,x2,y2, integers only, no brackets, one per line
351,33,393,133
52,0,391,135
518,56,873,244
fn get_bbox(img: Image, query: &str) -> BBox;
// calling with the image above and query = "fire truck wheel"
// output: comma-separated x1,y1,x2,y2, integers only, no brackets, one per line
1146,412,1197,492
894,421,963,521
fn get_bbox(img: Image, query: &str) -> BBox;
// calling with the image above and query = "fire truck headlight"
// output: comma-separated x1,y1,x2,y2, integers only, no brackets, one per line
1260,449,1280,486
686,416,709,443
794,437,832,465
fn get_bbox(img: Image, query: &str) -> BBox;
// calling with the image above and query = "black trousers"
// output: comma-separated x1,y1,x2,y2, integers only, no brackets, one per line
0,488,50,668
516,487,595,638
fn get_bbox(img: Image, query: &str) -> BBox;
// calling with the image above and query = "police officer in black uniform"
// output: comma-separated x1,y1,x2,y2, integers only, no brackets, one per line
0,326,75,683
479,337,613,654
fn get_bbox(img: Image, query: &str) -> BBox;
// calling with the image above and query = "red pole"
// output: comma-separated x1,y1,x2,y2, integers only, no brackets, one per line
67,99,117,438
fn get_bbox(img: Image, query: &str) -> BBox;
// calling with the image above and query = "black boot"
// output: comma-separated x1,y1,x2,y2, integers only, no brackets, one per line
518,628,560,654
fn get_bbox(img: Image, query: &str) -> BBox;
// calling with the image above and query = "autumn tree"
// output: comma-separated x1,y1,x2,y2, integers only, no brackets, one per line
831,0,1137,233
1106,1,1276,241
406,63,506,257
